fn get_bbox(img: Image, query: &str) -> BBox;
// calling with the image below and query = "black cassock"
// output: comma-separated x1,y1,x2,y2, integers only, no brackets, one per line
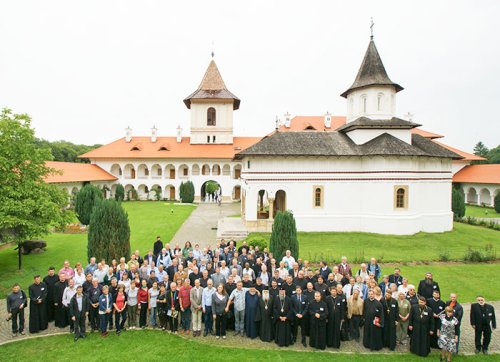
308,300,328,350
255,297,274,342
363,298,384,351
382,297,399,350
427,297,445,348
326,295,345,348
43,274,58,322
409,305,435,357
273,296,293,346
29,282,48,333
245,292,260,339
53,280,68,328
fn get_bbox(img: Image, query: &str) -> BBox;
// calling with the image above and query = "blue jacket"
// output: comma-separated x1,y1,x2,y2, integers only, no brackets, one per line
98,293,113,313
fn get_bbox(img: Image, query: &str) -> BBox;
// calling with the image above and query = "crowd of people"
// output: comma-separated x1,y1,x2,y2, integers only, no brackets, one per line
6,237,497,360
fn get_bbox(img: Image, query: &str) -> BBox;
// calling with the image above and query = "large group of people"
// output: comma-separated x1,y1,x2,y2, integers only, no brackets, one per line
6,237,497,359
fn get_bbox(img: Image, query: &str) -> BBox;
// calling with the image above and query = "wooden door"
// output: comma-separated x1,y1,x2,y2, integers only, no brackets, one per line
235,168,241,179
169,187,175,200
234,186,241,200
170,169,175,179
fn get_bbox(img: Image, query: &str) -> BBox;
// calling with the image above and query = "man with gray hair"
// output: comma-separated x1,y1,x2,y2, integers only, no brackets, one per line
226,281,248,336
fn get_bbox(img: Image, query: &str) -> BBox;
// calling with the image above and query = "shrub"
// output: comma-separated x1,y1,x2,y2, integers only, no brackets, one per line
75,184,103,225
438,250,451,262
495,193,500,213
152,186,161,201
463,244,497,263
269,211,299,260
452,188,465,218
246,235,268,251
115,184,125,202
179,181,195,203
88,199,131,262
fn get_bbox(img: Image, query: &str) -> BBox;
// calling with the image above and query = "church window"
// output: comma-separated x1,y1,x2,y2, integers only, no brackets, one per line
207,136,210,143
377,93,384,111
144,168,149,176
363,96,367,114
213,135,216,143
313,186,323,207
207,107,216,126
247,161,251,169
394,186,408,209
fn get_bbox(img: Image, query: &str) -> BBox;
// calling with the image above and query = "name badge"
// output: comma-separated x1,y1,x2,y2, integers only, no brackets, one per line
433,286,437,289
376,309,379,312
41,288,45,291
337,303,340,306
292,291,296,294
424,312,428,316
320,308,324,311
391,304,396,308
489,313,493,316
302,301,305,304
20,296,23,299
439,306,443,309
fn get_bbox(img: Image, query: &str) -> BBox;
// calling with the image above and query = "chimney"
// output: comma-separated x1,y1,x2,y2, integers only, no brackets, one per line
284,112,291,128
125,126,132,143
176,125,182,143
324,111,332,128
151,125,158,143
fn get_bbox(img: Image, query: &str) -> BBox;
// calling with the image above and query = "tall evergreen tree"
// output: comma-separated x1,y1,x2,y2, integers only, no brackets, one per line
473,141,489,158
494,192,500,213
75,184,103,225
115,184,125,202
88,199,130,261
269,211,299,260
179,181,195,203
451,187,465,218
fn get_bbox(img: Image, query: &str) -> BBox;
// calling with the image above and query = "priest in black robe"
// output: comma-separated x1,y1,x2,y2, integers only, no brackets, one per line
409,296,435,357
363,289,384,351
245,286,260,339
28,275,48,333
308,291,328,350
383,289,399,350
53,273,68,328
273,289,293,346
42,267,58,322
255,289,274,342
427,290,445,348
326,287,345,348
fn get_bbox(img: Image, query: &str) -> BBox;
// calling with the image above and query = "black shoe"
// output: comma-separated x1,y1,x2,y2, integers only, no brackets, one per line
302,341,307,347
475,349,481,354
483,350,489,355
203,331,208,337
70,328,74,333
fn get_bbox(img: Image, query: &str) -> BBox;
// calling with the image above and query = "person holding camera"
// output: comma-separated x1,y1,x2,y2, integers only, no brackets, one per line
6,283,27,337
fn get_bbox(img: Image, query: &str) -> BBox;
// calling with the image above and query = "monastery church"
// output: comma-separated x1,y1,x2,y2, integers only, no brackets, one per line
45,36,500,235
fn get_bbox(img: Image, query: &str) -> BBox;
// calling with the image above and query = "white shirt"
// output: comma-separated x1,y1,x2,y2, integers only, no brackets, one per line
281,255,296,267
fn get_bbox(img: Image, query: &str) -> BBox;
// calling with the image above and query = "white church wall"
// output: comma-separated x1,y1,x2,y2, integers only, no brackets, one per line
189,101,234,144
346,86,397,122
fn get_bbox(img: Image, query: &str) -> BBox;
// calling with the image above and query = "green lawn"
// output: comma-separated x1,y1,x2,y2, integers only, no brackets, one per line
466,205,500,218
1,332,497,361
0,202,195,297
247,222,499,263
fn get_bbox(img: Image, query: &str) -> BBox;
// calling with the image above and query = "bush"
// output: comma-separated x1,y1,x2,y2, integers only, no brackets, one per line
452,188,465,218
269,211,299,260
115,184,125,202
463,244,497,263
179,181,195,203
88,199,131,262
495,193,500,213
246,235,268,251
152,186,161,201
438,250,451,262
75,184,103,225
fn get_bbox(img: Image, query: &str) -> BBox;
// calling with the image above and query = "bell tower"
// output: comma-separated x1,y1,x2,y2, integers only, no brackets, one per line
183,58,240,144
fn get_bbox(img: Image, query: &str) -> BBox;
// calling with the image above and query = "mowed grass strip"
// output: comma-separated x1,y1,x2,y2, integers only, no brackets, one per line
465,205,500,219
0,202,195,297
1,332,497,361
248,222,499,263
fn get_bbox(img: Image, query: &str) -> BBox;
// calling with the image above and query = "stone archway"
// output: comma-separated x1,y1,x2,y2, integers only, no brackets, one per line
467,187,478,204
201,180,221,202
273,190,286,218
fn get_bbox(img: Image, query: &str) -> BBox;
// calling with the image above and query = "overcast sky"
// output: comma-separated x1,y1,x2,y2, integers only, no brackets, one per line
1,1,499,152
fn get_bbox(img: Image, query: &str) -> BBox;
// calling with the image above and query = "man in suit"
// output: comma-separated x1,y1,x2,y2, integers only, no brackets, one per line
291,286,309,347
70,285,90,341
143,250,155,266
190,279,204,337
470,295,496,354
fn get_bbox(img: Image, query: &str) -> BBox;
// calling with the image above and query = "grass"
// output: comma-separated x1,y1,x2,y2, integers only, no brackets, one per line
0,202,195,297
1,332,497,361
247,222,499,263
465,205,500,218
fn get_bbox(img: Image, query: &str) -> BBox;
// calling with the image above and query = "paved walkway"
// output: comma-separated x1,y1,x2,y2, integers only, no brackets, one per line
169,202,240,248
0,298,498,354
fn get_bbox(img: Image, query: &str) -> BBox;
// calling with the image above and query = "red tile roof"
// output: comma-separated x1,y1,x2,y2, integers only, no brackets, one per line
79,137,262,160
453,164,500,185
45,161,117,183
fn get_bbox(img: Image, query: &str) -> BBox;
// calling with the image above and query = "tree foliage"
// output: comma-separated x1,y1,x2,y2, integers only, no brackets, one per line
487,145,500,164
495,192,500,213
34,139,101,163
75,184,103,225
269,210,299,260
205,181,219,195
451,187,465,219
87,199,130,262
115,184,125,202
473,141,489,158
0,108,67,266
179,181,194,203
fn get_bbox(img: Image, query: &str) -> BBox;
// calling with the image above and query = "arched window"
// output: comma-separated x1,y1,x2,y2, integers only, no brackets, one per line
361,95,367,114
377,93,384,111
314,187,323,207
395,187,408,209
207,107,216,126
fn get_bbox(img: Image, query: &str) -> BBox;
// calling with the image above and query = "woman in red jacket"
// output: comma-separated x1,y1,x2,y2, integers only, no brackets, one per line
138,279,149,329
